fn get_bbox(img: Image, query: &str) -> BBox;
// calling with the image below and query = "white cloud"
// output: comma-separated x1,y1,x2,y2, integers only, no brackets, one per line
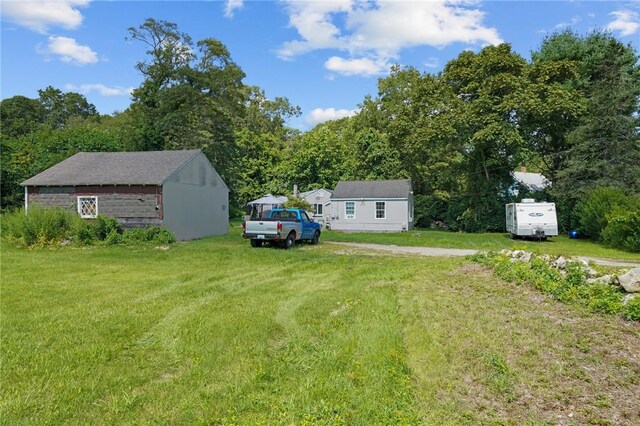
64,83,133,96
224,0,243,18
424,57,440,69
607,10,640,36
278,0,501,76
305,107,358,127
554,16,581,29
41,36,97,65
325,56,389,76
1,0,90,33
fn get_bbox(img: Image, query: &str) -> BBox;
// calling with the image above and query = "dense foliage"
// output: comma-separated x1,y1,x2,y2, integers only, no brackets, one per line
1,21,638,247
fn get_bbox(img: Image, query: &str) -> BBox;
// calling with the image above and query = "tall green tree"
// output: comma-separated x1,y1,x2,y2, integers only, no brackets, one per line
532,30,640,227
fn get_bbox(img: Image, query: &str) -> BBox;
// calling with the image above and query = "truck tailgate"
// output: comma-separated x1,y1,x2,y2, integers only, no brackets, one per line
245,220,279,235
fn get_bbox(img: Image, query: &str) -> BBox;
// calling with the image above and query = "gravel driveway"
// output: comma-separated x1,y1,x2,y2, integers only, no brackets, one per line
327,242,640,267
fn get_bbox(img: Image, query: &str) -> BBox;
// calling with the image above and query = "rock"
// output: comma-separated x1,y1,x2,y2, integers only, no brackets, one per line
587,275,614,285
521,252,532,262
617,268,640,293
584,267,598,278
500,249,511,255
511,250,524,258
622,293,636,304
554,256,567,270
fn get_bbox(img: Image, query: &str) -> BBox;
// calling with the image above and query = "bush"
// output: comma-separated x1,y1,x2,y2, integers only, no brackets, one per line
623,297,640,321
121,226,176,244
2,206,174,247
575,187,639,240
601,210,640,252
2,207,73,246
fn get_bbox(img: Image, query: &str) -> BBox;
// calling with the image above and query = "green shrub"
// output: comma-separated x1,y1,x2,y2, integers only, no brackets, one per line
601,210,640,252
95,215,121,240
72,218,98,245
2,207,73,246
575,187,639,240
121,226,175,244
622,297,640,321
105,229,123,245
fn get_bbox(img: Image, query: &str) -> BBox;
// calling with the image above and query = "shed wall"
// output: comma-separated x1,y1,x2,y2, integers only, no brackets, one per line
162,153,228,240
330,199,411,232
27,185,162,227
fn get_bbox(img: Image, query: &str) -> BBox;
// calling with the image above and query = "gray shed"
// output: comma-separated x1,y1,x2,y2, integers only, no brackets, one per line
330,179,414,232
21,149,229,240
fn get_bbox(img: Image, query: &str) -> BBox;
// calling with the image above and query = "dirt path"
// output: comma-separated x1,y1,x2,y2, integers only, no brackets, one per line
327,241,640,267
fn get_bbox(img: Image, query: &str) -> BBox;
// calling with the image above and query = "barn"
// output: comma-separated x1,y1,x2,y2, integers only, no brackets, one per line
21,149,229,240
330,179,414,232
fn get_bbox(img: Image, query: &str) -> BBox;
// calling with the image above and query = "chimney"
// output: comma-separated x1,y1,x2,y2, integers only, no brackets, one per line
521,166,527,173
293,184,299,198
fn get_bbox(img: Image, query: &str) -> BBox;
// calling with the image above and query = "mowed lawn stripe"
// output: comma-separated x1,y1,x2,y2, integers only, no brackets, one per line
2,237,418,424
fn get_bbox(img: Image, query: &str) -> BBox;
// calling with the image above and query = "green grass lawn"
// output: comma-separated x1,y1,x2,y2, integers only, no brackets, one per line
3,233,639,424
322,228,640,261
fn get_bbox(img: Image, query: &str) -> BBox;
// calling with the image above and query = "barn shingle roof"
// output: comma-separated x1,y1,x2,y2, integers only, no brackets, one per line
21,150,201,186
332,179,412,199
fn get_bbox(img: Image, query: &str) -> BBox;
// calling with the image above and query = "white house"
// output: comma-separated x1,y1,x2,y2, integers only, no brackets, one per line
300,188,332,227
512,167,550,193
330,179,413,232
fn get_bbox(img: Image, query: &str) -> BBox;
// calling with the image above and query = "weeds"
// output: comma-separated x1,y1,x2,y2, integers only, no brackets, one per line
471,252,638,321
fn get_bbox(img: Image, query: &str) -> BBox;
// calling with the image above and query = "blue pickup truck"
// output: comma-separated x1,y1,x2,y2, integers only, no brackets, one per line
242,208,321,249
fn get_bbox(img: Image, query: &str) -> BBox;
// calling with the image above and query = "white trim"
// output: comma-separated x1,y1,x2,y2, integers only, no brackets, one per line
345,201,356,219
77,196,98,218
375,201,386,219
24,186,28,213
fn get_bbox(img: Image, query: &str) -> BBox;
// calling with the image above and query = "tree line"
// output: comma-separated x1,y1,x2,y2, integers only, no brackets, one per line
2,19,638,234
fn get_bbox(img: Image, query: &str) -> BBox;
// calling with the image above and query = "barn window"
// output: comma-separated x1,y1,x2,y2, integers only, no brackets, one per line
314,203,323,215
345,201,355,219
77,196,98,218
375,202,386,219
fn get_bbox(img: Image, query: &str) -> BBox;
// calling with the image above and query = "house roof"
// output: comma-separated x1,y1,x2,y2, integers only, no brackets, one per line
512,171,549,191
21,149,201,186
300,188,333,198
332,179,412,199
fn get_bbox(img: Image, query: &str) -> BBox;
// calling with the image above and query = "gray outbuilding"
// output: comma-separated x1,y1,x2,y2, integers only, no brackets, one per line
21,149,228,240
330,179,414,232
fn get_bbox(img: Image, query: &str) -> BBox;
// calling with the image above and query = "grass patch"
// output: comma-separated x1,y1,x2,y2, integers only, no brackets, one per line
323,228,640,261
3,233,639,424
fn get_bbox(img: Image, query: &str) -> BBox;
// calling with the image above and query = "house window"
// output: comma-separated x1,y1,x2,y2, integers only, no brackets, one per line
345,201,355,219
77,196,98,218
375,201,386,219
314,203,323,215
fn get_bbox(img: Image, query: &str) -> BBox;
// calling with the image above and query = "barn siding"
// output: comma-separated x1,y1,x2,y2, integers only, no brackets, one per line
27,185,162,222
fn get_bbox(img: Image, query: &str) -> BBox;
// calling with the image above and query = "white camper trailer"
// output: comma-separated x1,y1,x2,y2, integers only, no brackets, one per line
506,199,558,240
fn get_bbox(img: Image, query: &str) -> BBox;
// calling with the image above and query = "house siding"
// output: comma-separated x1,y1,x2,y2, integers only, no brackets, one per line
301,188,332,228
162,152,229,240
27,185,162,227
330,199,412,232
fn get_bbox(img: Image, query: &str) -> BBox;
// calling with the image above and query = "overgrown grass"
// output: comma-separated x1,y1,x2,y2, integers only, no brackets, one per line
3,234,639,424
323,228,640,261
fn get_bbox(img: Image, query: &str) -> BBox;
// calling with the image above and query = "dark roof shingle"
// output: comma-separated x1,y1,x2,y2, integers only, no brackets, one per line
21,150,200,186
332,179,412,199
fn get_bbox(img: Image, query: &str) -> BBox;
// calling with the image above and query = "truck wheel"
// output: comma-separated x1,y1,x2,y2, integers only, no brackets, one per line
283,233,295,249
311,231,320,245
250,239,262,248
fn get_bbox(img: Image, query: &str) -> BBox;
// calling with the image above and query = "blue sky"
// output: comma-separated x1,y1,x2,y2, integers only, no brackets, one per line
2,1,639,130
